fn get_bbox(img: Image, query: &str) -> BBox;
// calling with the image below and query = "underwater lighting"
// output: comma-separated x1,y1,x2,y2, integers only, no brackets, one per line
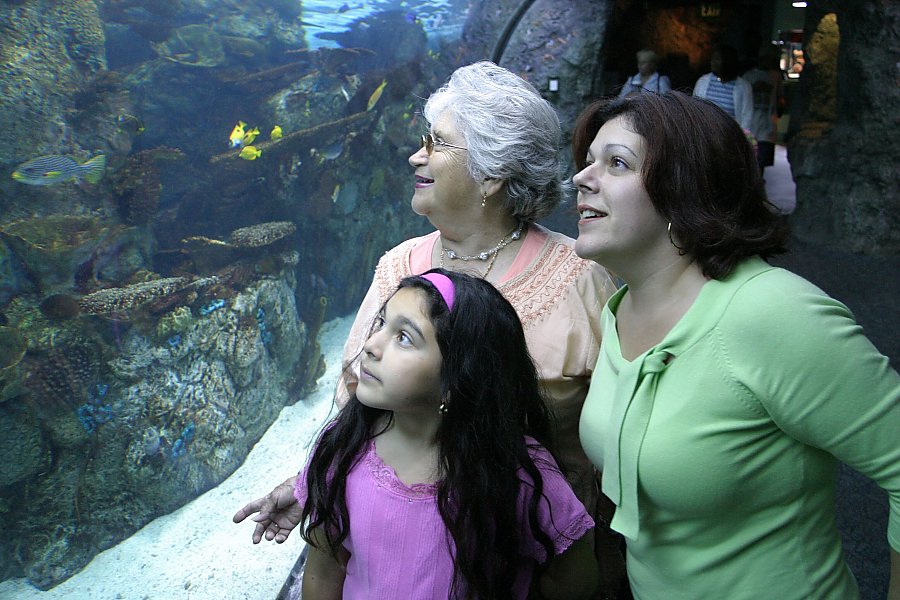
792,1,808,7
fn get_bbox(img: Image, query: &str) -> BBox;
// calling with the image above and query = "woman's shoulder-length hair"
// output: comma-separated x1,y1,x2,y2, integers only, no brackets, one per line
572,91,789,280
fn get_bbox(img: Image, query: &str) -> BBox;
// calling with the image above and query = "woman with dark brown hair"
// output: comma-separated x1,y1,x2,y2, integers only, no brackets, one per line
572,91,900,600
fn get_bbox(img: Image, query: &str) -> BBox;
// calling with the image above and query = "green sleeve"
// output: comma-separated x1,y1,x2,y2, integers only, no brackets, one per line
723,269,900,551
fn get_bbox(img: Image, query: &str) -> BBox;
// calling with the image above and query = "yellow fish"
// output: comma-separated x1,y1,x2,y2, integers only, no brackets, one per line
331,183,341,203
243,127,260,145
367,79,387,111
229,121,247,148
270,125,283,140
239,146,261,160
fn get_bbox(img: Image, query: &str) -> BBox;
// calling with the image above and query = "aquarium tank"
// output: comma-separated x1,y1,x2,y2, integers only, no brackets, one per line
0,0,612,596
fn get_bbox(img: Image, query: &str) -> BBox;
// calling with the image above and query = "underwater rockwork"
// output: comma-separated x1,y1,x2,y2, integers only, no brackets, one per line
0,256,311,589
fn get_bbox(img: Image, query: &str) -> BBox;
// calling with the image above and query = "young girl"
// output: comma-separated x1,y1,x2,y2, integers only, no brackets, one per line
244,269,597,600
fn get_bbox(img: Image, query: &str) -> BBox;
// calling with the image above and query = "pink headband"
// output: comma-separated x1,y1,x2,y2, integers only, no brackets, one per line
420,273,455,311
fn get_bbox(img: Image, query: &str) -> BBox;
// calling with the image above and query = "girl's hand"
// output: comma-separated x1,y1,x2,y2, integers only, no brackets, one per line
232,476,303,544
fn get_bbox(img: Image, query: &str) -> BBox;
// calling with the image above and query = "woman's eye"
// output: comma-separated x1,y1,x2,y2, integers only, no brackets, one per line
610,156,628,169
372,316,385,331
396,331,412,346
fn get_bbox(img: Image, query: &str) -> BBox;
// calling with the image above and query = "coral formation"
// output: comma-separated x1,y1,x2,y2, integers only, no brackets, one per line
0,325,27,405
151,24,225,67
111,147,185,226
21,341,97,448
0,216,116,292
154,305,193,340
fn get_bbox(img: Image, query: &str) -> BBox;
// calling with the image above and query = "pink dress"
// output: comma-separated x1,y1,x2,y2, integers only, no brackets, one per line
294,438,595,600
337,225,618,509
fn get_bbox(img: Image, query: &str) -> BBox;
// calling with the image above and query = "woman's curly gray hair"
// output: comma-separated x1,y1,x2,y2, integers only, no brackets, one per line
423,61,565,222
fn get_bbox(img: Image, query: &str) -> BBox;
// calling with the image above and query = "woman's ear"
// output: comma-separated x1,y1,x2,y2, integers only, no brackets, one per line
482,177,505,199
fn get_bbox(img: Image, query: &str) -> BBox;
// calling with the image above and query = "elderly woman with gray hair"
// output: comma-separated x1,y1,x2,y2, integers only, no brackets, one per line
235,61,623,598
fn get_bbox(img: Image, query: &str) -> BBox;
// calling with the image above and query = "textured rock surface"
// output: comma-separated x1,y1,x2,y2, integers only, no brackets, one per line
0,268,306,589
787,2,900,254
459,0,614,133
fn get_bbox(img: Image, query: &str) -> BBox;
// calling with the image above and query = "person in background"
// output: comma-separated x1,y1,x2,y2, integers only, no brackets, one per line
234,61,625,597
571,90,900,599
693,44,753,130
286,270,598,599
742,47,784,174
618,49,671,98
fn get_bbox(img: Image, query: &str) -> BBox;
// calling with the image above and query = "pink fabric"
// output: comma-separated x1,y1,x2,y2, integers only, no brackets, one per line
339,226,618,511
295,438,594,600
409,227,544,285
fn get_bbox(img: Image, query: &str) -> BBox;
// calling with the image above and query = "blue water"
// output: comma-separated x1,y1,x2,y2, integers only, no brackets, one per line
301,0,468,50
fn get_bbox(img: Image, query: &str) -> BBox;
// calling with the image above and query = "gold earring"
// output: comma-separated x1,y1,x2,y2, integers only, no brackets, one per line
667,222,686,255
481,190,487,209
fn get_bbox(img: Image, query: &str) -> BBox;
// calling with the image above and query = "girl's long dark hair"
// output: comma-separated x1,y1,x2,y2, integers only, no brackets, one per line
300,269,559,600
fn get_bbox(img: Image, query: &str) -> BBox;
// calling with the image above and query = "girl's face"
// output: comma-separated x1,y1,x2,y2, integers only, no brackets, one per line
408,111,479,221
357,287,443,414
572,116,668,265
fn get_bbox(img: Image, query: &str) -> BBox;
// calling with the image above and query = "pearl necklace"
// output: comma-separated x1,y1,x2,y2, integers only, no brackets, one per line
439,222,524,279
441,221,523,262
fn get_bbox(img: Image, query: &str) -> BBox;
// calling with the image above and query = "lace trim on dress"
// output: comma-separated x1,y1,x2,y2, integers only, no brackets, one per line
376,235,590,330
364,440,439,499
499,241,590,327
554,512,596,555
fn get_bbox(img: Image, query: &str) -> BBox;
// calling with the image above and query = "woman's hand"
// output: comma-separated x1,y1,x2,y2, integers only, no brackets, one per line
232,476,303,544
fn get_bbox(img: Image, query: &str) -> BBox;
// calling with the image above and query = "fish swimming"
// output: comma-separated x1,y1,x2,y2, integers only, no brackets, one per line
12,154,107,186
239,146,261,160
243,127,260,145
367,79,387,111
270,125,283,140
117,113,145,134
229,121,247,148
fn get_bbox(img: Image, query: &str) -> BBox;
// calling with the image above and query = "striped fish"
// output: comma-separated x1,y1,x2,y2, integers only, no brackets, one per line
11,154,107,186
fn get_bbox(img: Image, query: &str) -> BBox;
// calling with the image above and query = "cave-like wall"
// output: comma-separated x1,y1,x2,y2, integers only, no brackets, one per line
788,1,900,254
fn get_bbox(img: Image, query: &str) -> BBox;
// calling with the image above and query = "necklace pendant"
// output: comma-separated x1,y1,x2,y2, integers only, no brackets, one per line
478,252,489,261
446,249,457,260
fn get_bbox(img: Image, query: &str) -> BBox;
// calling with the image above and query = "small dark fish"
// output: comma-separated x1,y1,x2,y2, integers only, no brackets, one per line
117,113,145,134
39,294,82,320
12,154,106,186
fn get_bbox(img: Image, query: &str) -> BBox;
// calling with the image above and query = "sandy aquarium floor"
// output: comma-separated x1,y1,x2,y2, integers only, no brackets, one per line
0,316,354,600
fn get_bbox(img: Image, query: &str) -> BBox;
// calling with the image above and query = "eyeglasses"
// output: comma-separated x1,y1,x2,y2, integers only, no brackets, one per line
420,133,467,155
